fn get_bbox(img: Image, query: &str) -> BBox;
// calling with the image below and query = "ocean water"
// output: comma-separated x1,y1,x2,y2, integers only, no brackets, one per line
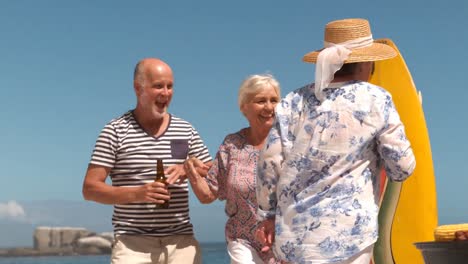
0,242,230,264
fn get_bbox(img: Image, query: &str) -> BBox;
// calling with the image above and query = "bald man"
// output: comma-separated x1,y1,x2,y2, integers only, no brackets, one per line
83,58,212,264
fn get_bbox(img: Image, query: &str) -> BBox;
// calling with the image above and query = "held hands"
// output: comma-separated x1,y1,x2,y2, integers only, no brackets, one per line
184,158,216,204
166,164,188,184
184,157,210,182
255,218,275,252
166,162,208,185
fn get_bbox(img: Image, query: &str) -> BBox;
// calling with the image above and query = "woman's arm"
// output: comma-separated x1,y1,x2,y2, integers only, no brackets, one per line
184,157,217,203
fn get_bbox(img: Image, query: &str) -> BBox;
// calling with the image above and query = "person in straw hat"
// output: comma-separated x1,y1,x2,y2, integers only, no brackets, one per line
254,18,416,263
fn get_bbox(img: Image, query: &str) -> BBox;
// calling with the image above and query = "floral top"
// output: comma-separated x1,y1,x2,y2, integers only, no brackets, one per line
206,129,278,263
257,81,416,263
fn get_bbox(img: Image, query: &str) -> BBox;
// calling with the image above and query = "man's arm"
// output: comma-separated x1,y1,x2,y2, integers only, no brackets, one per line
82,164,170,205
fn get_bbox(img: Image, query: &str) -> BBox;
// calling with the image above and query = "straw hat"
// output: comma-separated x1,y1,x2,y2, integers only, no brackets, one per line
303,18,397,63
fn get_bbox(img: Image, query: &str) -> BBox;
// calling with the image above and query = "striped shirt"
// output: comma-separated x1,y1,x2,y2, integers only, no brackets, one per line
90,111,211,236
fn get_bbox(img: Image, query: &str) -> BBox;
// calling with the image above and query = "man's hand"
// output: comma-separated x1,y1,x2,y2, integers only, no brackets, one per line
135,181,170,204
166,164,188,184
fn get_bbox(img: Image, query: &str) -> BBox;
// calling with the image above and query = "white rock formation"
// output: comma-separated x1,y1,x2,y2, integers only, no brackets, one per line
33,226,112,254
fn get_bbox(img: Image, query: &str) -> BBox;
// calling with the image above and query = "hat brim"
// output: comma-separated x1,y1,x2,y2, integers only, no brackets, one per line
302,42,397,64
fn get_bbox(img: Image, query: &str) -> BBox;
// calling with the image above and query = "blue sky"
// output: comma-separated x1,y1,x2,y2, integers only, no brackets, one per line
0,1,467,246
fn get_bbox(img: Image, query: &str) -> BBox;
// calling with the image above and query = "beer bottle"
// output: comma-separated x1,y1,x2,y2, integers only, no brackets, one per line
155,158,169,209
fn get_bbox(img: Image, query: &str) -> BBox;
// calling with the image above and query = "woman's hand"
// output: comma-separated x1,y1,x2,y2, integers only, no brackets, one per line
183,157,216,203
255,218,275,252
184,157,210,181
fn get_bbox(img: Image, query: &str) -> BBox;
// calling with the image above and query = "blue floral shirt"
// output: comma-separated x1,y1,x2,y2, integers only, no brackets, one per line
256,81,416,263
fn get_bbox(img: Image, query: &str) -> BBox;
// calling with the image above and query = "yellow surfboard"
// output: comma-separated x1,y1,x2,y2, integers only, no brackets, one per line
369,39,438,264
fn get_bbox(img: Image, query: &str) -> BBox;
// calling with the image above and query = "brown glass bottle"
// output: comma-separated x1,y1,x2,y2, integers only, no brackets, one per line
155,159,169,209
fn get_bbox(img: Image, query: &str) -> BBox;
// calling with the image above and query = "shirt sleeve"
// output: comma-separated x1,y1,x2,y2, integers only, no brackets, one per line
205,137,230,200
89,123,118,168
188,126,212,163
377,95,416,181
257,95,295,220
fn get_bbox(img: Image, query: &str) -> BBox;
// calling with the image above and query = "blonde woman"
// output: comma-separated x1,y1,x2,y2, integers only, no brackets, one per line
185,74,281,264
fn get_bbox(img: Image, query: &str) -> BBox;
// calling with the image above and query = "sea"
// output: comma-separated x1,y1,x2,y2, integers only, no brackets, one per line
0,242,229,264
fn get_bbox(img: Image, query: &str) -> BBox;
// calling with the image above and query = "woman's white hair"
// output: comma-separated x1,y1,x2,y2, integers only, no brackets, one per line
238,73,281,111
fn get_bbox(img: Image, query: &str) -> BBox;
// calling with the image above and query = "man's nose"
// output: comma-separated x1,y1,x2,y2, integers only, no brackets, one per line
161,87,170,96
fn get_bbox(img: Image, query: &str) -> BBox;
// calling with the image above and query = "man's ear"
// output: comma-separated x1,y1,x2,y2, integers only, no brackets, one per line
134,81,141,95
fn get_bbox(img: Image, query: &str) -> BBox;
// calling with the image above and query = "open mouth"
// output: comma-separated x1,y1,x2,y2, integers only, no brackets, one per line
155,101,168,109
260,115,274,121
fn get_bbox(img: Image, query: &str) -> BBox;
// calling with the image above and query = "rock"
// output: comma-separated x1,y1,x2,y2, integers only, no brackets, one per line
33,226,92,250
62,227,92,247
76,236,112,254
1,227,113,257
77,236,112,249
4,247,39,256
50,228,62,248
98,232,114,243
34,227,51,251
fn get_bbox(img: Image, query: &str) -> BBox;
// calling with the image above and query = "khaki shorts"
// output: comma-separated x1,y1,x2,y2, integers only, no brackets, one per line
111,234,201,264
